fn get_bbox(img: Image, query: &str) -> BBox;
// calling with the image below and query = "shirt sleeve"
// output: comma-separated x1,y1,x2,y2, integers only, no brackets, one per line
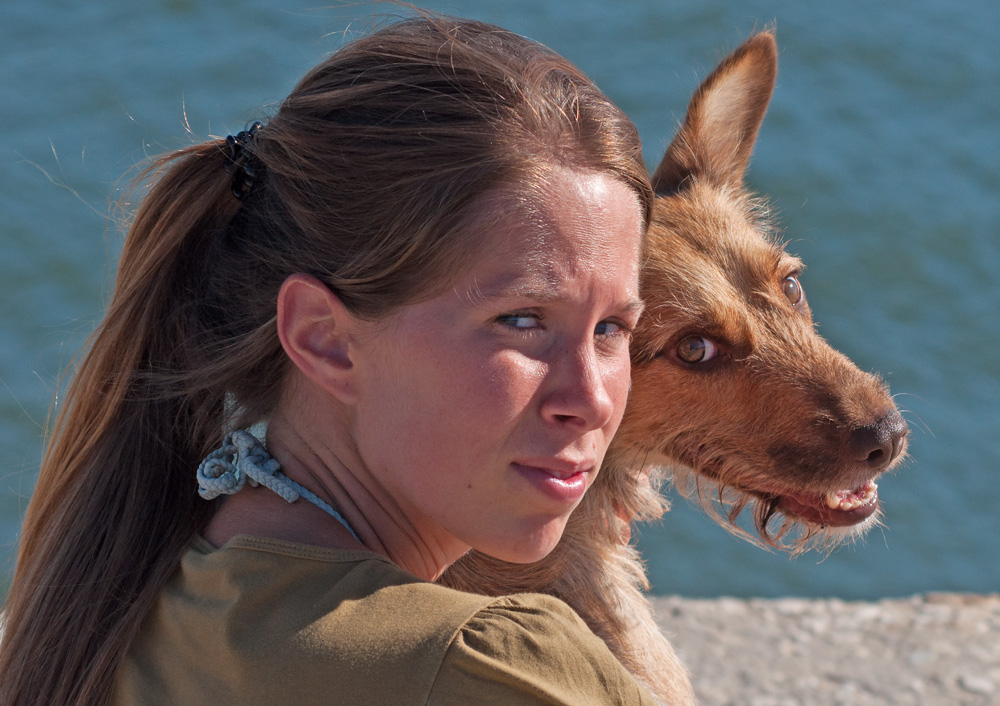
426,594,658,706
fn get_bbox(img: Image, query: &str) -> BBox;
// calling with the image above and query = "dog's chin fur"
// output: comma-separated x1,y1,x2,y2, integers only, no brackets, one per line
667,465,884,557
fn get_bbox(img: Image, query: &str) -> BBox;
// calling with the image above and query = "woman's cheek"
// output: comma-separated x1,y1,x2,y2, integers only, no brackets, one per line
486,352,548,410
606,354,633,427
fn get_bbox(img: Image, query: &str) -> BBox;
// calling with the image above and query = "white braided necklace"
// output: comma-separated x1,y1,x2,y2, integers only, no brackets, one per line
196,429,359,542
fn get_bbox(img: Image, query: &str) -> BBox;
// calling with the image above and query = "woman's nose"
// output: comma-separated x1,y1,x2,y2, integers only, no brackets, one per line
540,342,620,431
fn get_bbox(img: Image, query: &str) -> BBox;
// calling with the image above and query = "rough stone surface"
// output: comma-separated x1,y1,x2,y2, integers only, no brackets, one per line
650,593,1000,706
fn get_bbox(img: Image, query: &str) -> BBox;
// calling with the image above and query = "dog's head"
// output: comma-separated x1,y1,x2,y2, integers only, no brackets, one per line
616,32,908,552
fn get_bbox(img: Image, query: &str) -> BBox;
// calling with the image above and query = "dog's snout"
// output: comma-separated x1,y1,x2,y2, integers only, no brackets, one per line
849,410,908,470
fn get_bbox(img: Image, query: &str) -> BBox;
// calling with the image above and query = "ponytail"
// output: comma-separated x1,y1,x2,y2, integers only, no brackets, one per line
0,143,279,705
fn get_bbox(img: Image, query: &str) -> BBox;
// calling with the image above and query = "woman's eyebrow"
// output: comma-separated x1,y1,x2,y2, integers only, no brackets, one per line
464,276,645,316
620,298,646,317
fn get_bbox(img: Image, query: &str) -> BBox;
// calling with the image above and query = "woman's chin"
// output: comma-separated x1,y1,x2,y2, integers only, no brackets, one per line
473,522,567,565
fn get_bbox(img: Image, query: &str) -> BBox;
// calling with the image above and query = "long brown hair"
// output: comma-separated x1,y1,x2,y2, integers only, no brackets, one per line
0,13,651,705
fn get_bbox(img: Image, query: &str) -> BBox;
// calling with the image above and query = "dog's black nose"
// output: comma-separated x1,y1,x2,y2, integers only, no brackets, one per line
849,410,908,469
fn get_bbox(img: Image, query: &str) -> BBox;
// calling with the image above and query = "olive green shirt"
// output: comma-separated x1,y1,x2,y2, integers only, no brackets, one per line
113,536,656,705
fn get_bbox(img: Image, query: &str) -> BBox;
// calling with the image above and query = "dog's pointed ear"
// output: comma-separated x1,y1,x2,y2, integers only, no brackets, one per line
652,31,778,195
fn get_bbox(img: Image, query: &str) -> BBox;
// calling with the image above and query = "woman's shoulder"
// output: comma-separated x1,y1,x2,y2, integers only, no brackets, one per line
431,593,658,705
117,538,654,705
208,539,656,704
185,533,499,637
116,536,494,705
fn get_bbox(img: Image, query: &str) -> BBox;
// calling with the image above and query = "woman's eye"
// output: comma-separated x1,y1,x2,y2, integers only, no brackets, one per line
782,275,803,305
497,313,540,330
595,320,625,337
675,335,719,363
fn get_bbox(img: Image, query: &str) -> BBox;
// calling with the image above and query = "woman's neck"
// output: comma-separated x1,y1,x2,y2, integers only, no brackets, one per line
205,385,470,581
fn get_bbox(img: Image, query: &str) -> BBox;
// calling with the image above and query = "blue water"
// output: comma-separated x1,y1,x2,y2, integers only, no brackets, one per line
1,0,997,599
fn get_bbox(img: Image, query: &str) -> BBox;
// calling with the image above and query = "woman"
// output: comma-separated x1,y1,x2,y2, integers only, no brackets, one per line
0,14,666,705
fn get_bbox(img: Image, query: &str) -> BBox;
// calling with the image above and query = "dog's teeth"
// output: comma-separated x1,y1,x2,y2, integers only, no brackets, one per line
824,482,879,512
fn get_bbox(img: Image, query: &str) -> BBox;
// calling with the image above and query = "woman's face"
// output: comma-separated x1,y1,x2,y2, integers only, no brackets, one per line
350,167,644,565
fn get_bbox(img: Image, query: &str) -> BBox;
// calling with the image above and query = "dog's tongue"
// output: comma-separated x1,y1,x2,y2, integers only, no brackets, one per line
779,482,879,527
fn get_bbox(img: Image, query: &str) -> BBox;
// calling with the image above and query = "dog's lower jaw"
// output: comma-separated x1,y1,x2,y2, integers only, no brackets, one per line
793,503,885,548
665,464,885,555
778,483,880,528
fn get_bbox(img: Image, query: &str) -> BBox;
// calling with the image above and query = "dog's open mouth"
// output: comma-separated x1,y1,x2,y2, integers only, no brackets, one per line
776,481,879,527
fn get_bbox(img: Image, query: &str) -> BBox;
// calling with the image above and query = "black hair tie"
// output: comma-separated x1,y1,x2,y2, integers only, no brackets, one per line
224,121,264,200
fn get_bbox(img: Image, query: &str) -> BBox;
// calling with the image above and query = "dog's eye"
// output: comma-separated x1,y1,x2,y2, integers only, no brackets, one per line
782,276,803,305
675,336,718,363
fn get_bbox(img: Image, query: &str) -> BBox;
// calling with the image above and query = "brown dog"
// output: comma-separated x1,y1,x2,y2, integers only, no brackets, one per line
442,31,907,705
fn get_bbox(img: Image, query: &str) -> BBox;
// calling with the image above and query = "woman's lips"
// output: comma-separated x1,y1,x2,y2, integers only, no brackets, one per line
512,461,591,505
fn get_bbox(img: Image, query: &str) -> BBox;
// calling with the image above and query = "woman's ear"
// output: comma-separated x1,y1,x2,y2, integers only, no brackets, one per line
277,274,361,404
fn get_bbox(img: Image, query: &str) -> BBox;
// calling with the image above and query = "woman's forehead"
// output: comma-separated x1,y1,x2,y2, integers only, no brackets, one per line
472,169,642,250
452,181,643,304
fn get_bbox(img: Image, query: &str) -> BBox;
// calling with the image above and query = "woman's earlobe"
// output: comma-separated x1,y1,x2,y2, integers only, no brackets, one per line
276,274,359,403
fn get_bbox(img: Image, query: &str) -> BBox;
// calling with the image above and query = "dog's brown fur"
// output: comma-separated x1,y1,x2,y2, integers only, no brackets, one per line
442,32,907,705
